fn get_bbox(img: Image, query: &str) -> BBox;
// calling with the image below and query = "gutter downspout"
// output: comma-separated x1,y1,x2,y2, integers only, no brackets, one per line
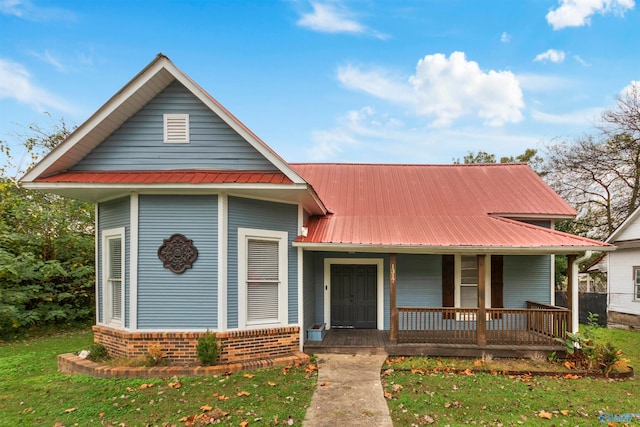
571,251,592,333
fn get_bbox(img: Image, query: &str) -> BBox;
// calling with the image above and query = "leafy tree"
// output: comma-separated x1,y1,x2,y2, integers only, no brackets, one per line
0,120,95,339
544,82,640,240
453,148,544,173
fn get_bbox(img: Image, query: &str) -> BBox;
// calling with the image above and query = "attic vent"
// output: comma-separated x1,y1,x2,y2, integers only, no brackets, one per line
163,114,190,143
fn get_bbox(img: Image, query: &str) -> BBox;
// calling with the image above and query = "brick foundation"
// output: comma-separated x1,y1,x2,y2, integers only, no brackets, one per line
92,325,301,366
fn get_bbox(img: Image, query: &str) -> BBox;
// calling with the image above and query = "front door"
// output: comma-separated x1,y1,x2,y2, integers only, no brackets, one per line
330,264,377,328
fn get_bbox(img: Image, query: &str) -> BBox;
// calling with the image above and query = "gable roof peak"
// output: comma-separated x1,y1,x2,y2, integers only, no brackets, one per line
22,54,308,187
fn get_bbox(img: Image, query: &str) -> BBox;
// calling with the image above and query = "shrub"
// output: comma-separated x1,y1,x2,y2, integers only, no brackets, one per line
196,330,220,366
86,342,109,362
145,343,166,366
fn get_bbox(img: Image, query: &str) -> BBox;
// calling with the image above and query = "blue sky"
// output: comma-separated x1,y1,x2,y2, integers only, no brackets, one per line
1,0,638,169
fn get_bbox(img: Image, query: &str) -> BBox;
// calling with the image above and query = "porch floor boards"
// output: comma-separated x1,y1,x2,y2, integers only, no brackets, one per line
303,329,564,358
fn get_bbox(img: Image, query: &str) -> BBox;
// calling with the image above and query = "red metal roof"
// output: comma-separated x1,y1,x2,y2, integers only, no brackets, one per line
291,163,608,250
36,170,293,185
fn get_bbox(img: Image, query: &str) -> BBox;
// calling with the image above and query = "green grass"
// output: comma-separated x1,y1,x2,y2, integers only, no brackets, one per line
383,327,640,426
0,328,317,426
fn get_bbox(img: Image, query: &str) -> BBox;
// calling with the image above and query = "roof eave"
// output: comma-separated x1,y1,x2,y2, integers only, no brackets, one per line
292,242,615,254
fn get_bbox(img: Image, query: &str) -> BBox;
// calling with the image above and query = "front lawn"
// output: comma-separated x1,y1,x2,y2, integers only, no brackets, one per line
383,327,639,426
0,329,317,426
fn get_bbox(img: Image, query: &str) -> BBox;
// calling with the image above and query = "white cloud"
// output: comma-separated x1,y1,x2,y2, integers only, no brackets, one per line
517,73,570,91
30,50,66,72
306,107,542,163
296,1,387,39
0,58,75,113
0,0,75,21
573,55,590,66
534,49,566,63
338,52,524,127
500,32,511,43
531,107,602,124
546,0,635,30
621,80,640,96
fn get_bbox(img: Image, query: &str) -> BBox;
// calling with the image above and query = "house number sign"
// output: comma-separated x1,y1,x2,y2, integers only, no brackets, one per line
158,233,198,274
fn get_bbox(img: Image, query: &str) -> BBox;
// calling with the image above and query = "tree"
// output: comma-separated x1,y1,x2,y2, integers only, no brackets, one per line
453,148,544,172
544,82,640,240
0,119,95,338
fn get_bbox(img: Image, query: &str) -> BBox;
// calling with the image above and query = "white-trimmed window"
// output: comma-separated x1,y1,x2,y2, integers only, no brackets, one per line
459,255,478,308
102,227,125,327
634,267,640,300
454,255,492,320
163,113,190,143
238,228,288,327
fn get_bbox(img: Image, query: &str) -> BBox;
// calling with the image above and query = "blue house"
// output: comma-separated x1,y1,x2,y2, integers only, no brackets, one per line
22,55,611,365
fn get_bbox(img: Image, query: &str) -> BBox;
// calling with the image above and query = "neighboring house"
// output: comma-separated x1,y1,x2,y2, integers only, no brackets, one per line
21,55,613,365
606,211,640,328
579,253,607,293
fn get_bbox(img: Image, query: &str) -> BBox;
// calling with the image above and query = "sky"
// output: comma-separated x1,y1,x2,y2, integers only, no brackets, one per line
1,0,639,170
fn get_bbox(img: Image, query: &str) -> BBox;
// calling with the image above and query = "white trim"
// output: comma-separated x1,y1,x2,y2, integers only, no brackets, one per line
294,242,614,254
129,193,139,330
94,203,100,324
217,193,228,331
101,226,126,328
237,227,288,329
297,205,304,351
323,258,384,330
607,204,640,243
454,254,491,310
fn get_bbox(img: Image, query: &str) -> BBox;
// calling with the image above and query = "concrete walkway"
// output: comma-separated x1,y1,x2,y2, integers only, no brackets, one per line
303,353,393,426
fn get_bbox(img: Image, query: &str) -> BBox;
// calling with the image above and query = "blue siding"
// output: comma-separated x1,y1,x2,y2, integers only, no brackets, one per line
227,196,298,328
309,253,552,330
137,195,218,329
72,81,277,171
396,254,441,307
303,251,316,331
97,197,130,326
504,255,552,307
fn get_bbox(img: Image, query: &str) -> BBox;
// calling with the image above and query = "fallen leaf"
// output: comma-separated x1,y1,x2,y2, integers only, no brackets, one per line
201,404,212,412
237,391,251,397
267,381,276,387
560,410,570,416
140,383,154,389
319,382,330,387
460,368,473,376
538,411,553,419
240,422,249,427
217,395,229,401
243,374,254,379
384,391,393,399
168,381,182,389
305,364,317,373
64,407,77,413
53,423,65,427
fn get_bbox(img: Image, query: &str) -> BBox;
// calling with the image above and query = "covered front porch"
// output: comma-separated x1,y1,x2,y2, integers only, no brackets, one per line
303,326,565,358
302,253,579,357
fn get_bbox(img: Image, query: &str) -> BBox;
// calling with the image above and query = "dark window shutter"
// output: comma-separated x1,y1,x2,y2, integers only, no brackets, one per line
491,255,504,319
491,255,504,308
442,255,455,318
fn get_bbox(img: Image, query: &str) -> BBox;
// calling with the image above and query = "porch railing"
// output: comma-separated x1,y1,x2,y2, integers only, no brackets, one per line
398,303,569,346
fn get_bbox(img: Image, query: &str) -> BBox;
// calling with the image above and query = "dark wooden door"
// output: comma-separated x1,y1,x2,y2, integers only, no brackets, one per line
331,264,377,328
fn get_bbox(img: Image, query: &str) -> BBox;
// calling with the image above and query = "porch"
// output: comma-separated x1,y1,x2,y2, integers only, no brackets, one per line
304,303,568,358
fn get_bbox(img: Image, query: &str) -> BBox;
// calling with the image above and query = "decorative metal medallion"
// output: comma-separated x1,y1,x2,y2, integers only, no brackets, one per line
158,233,198,274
